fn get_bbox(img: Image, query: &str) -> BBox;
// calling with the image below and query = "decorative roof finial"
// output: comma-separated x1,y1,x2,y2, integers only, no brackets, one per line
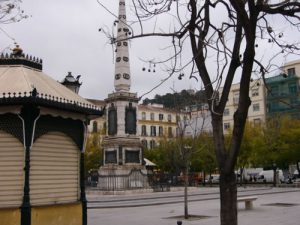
12,44,24,57
0,44,43,71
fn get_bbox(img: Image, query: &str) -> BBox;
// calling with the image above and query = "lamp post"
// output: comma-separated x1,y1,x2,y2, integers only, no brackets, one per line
183,145,191,219
273,163,277,187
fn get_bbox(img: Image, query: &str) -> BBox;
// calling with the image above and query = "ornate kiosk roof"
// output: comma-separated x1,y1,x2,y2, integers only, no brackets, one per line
0,47,103,116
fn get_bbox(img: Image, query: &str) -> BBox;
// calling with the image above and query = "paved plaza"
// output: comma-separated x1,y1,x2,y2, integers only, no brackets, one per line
87,187,300,225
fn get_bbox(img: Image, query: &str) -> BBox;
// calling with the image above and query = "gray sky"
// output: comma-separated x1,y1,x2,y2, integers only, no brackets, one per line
1,0,299,101
1,0,199,101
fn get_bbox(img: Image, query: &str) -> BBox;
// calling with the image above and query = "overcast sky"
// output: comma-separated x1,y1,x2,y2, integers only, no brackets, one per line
1,0,299,102
1,0,200,101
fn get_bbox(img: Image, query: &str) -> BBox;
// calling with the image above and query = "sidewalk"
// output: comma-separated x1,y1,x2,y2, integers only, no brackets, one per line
88,187,300,225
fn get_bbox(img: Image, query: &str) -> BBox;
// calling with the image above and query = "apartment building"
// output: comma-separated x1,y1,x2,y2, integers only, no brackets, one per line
182,104,213,137
138,103,180,149
266,59,300,119
220,78,267,132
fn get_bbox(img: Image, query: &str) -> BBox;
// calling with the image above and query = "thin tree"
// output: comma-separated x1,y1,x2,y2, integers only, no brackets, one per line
98,1,300,225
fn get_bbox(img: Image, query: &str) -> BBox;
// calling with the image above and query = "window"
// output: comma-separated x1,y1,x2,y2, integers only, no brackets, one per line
150,126,156,136
168,127,173,138
123,57,129,62
150,140,156,149
287,68,295,76
141,140,147,149
270,86,278,96
123,42,128,46
141,112,146,120
92,121,98,133
289,83,297,94
224,123,230,130
224,108,230,116
159,114,164,121
253,103,260,112
251,88,259,97
168,114,172,122
117,42,121,46
233,92,239,104
150,113,155,120
159,126,163,136
115,74,121,80
116,57,121,62
141,125,147,136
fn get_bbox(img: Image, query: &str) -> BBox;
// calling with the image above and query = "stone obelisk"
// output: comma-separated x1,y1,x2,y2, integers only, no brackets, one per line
98,0,147,191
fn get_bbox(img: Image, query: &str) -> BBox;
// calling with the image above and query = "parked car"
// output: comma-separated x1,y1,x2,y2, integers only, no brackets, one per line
205,174,220,184
257,170,284,183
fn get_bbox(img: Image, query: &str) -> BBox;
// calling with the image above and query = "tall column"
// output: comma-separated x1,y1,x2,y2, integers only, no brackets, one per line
114,0,131,92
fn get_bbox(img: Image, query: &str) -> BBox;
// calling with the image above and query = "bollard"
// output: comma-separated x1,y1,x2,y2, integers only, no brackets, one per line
177,221,182,225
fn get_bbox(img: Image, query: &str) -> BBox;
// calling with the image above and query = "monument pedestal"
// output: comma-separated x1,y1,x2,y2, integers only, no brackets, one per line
98,165,148,190
98,136,148,190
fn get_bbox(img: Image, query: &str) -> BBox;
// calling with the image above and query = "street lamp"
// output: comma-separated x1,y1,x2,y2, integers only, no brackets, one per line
183,145,192,219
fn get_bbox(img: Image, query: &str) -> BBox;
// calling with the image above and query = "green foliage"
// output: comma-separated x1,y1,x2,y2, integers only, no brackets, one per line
241,116,300,170
144,140,182,173
84,133,102,176
144,133,217,175
237,122,262,168
144,116,299,175
276,117,300,168
195,133,217,174
142,90,207,109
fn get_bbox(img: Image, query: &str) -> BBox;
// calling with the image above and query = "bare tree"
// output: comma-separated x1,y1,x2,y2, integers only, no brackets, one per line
0,0,27,24
98,1,300,225
1,0,28,52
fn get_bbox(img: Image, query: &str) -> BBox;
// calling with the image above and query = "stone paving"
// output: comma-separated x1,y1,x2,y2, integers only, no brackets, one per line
88,187,300,225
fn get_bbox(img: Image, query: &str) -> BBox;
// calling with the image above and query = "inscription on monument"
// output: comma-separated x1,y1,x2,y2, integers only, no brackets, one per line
125,105,136,134
105,150,117,164
108,105,117,135
125,150,140,163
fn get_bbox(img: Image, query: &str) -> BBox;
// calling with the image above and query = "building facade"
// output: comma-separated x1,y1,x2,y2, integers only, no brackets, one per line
138,104,179,149
86,99,106,134
182,104,213,137
220,78,267,132
266,59,300,119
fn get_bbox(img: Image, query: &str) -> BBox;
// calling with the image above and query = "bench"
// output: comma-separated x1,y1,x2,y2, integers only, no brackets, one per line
237,196,257,210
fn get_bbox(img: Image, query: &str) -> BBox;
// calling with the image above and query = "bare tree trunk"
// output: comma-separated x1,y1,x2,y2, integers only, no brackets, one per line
219,171,237,225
